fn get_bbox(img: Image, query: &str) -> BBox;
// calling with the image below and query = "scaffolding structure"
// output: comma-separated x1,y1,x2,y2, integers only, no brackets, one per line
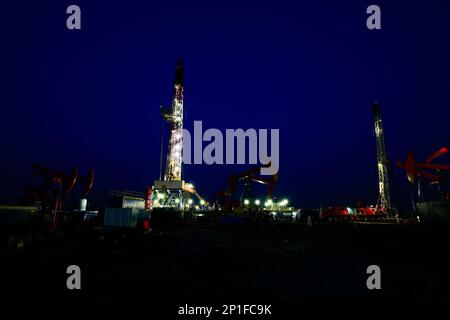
372,102,392,211
162,59,184,181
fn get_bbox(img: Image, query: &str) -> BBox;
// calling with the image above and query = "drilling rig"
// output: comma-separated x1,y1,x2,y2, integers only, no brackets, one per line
319,104,395,222
162,59,184,182
372,102,393,215
148,59,207,210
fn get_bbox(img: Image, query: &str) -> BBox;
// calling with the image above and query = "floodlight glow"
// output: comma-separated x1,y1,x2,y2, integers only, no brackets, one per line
157,193,165,200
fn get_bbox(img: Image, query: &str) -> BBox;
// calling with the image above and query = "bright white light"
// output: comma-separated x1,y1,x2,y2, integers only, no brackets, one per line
195,205,199,210
264,199,273,207
255,199,260,206
157,193,165,200
243,199,250,205
175,198,180,204
188,199,193,205
200,199,205,205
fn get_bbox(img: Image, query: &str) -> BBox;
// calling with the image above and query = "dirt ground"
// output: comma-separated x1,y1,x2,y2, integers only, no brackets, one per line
1,221,449,303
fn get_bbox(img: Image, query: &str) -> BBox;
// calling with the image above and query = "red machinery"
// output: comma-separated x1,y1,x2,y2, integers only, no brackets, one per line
32,164,94,228
397,147,450,184
320,206,384,222
217,163,277,210
319,207,349,221
145,186,153,210
397,147,450,204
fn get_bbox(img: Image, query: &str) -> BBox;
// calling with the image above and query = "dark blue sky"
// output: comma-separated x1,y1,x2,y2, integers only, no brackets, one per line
1,0,449,209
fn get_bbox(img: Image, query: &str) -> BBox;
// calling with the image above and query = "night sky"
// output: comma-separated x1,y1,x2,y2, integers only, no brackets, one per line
1,0,450,209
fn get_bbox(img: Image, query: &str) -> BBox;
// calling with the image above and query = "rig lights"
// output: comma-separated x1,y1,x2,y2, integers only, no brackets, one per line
200,199,205,205
243,199,250,206
255,199,261,206
264,199,273,207
157,193,165,200
279,199,289,207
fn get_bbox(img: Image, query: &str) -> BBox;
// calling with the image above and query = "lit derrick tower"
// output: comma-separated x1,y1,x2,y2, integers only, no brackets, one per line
147,59,208,210
149,59,187,209
162,58,184,181
372,102,392,213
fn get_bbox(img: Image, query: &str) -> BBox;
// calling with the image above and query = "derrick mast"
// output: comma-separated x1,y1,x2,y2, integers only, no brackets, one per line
149,59,208,210
372,102,392,211
162,58,184,181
